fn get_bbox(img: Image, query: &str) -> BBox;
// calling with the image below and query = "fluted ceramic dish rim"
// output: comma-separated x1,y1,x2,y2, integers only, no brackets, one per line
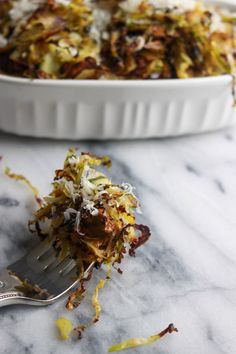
0,73,233,87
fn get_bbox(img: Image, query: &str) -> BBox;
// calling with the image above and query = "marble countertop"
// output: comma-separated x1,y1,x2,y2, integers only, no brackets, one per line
0,129,236,354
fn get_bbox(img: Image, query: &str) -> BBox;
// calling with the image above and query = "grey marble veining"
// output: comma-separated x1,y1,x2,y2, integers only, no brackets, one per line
0,130,236,354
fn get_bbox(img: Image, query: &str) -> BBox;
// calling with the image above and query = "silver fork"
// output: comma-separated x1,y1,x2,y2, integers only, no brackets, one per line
0,241,94,307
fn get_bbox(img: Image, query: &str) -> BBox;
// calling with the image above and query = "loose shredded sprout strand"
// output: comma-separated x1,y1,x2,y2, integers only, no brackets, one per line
108,324,178,353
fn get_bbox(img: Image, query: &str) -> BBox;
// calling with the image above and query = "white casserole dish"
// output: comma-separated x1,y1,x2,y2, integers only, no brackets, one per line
0,75,235,139
0,0,235,140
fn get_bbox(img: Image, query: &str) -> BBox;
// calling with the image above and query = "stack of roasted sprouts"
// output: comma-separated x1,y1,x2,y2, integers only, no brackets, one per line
0,0,236,79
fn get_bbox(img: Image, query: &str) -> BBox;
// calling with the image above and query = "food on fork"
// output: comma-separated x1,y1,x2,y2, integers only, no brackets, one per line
0,0,236,79
28,149,150,334
30,150,150,278
4,149,179,351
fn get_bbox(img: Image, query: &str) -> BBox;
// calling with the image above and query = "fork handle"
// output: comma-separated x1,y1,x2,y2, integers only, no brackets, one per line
0,270,41,307
0,269,22,307
0,291,22,307
0,269,54,307
0,291,46,307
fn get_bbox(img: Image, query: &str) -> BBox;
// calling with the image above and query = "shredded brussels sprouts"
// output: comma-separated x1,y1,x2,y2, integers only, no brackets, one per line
4,166,42,206
108,323,178,352
28,149,150,338
0,0,236,79
55,317,74,340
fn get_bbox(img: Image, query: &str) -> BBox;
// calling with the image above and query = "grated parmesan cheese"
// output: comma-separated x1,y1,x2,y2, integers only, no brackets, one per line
89,8,111,43
64,208,81,232
210,11,226,33
9,0,44,22
0,34,7,48
82,200,99,216
119,0,196,13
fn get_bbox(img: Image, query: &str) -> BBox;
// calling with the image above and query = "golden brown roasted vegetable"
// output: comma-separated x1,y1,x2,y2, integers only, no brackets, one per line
0,0,103,78
1,0,236,79
102,0,236,79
